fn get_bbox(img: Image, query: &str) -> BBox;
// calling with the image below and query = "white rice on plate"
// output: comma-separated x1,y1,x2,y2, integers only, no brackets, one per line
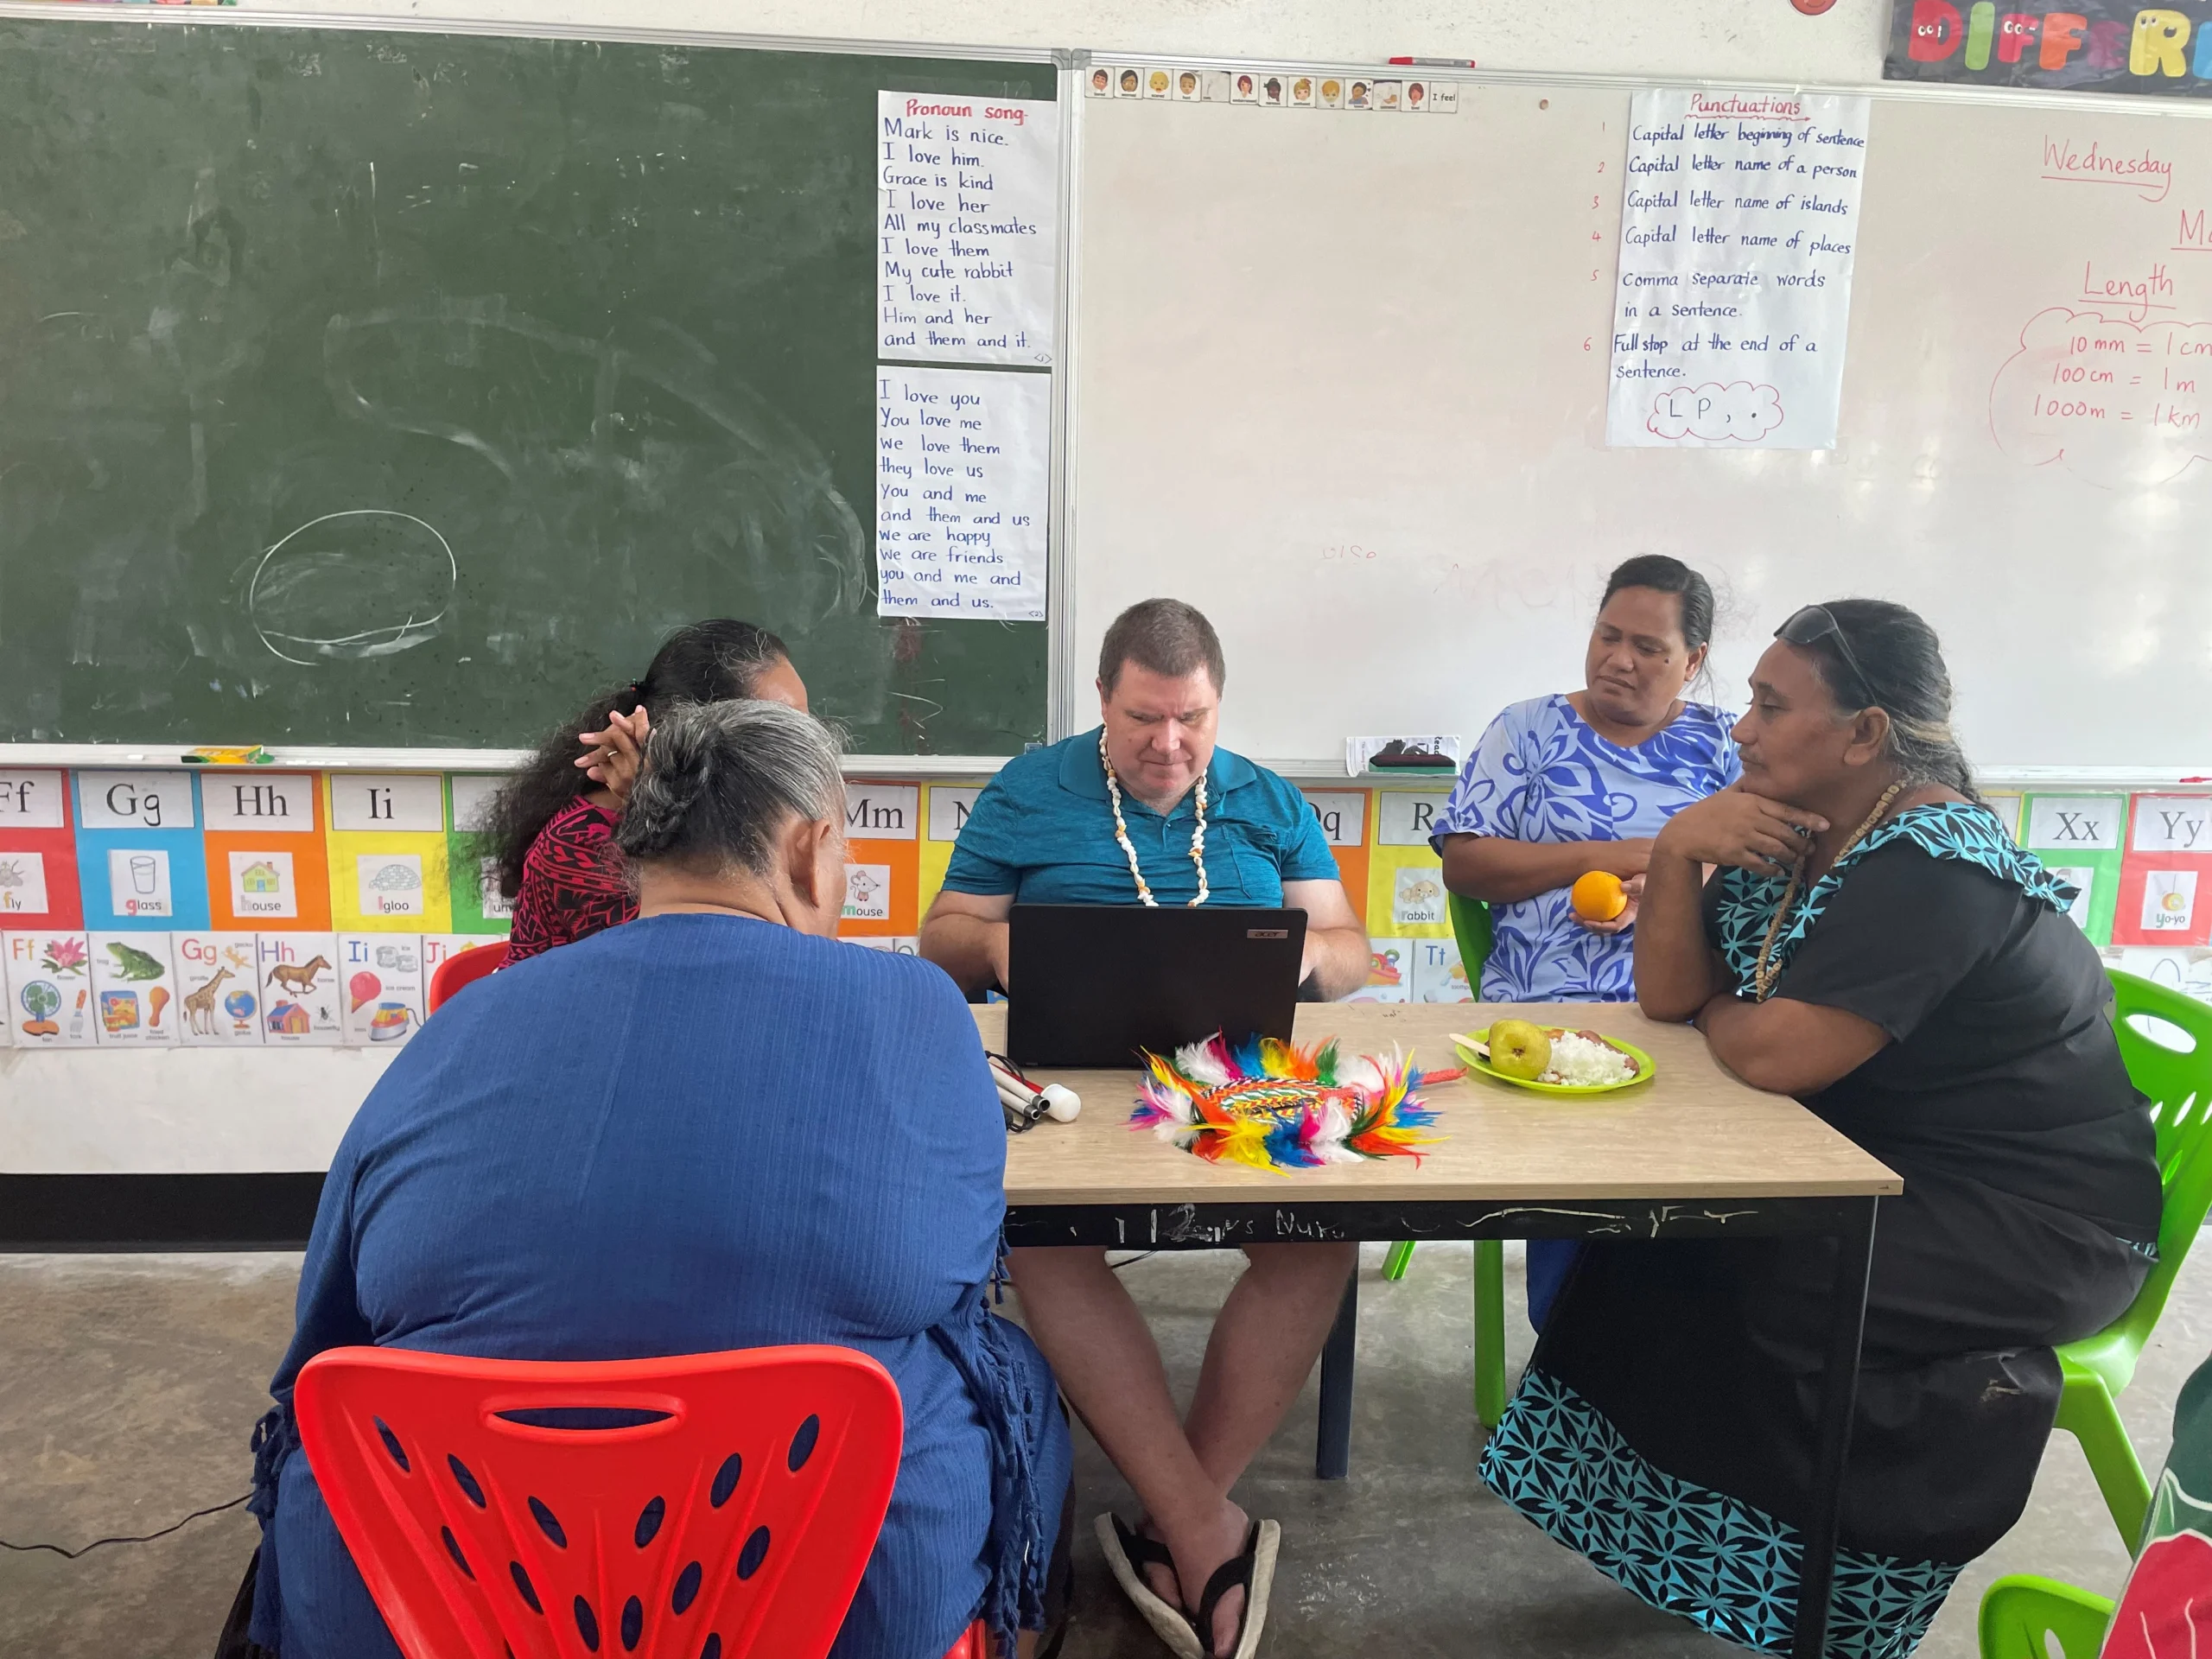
1542,1031,1635,1087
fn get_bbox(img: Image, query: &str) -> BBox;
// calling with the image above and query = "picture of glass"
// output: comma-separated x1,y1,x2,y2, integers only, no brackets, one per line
105,848,172,918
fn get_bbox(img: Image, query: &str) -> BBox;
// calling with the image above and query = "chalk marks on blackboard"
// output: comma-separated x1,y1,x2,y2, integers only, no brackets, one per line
249,510,457,665
319,300,868,621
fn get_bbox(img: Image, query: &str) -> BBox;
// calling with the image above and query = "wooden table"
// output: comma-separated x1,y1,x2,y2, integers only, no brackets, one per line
983,1001,1901,1659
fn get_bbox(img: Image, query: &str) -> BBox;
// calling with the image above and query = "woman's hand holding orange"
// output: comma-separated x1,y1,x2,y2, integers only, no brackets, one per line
1656,782,1827,875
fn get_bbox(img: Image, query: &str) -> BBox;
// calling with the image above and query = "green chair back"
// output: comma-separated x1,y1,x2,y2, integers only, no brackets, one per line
1447,892,1493,998
2069,970,2212,1395
1977,1575,2114,1659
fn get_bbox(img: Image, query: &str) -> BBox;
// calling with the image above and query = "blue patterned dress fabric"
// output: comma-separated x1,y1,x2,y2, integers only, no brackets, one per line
1482,1372,1955,1659
1710,802,2080,992
1431,695,1739,1001
1479,798,2162,1659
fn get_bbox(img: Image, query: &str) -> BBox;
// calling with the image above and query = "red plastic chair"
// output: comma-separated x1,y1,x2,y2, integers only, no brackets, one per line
294,1344,987,1659
426,943,508,1015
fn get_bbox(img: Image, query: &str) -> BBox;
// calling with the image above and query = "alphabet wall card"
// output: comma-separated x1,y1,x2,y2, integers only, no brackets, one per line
202,772,331,933
0,770,67,829
4,930,96,1047
874,365,1050,621
2024,792,2127,941
324,776,451,934
1368,791,1453,939
0,771,79,926
444,776,512,937
1983,791,2024,841
1344,938,1413,1003
1300,790,1371,929
914,784,983,924
2113,793,2212,946
72,773,209,933
1413,938,1476,1002
88,933,178,1046
876,92,1058,365
257,932,342,1046
840,783,920,938
170,932,264,1046
338,934,425,1047
1606,88,1871,450
1889,0,2212,98
2113,944,2212,1002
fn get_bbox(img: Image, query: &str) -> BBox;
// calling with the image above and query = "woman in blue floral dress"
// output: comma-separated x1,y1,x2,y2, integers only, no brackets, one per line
1434,555,1739,1324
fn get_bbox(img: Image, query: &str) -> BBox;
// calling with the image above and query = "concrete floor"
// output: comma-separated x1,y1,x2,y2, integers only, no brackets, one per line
2,1241,2205,1659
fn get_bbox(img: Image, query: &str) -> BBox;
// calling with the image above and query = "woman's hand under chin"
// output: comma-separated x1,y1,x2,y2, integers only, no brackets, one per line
1656,782,1829,876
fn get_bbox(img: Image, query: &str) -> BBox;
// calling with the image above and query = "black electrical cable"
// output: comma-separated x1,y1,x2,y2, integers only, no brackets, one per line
1108,1252,1157,1271
0,1491,251,1560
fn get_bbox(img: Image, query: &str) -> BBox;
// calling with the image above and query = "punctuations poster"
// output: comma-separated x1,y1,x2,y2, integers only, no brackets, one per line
874,366,1050,620
1606,89,1872,449
876,92,1058,365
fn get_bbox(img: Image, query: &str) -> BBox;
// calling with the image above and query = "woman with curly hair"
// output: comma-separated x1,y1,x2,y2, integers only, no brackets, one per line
480,620,806,962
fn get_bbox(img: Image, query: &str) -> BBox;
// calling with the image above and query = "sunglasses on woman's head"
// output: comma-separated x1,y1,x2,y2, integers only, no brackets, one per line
1775,605,1874,708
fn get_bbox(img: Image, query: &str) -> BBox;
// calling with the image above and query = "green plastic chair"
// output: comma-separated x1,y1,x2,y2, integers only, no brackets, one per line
1381,892,1510,1427
1977,1575,2113,1659
2052,969,2212,1545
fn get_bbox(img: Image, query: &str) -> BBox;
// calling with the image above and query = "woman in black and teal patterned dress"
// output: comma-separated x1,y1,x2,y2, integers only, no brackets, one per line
1479,599,2162,1659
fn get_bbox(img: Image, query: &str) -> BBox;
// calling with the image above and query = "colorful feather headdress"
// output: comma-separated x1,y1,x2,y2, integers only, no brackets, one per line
1130,1032,1459,1173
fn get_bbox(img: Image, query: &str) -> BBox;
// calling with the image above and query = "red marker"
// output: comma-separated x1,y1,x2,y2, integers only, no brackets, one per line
1389,56,1478,67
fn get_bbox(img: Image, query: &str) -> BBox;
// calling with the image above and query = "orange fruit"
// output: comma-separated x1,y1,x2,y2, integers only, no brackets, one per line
1571,870,1628,922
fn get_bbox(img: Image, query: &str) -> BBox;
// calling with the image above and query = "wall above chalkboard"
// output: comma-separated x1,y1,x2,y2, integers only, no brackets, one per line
0,17,1057,754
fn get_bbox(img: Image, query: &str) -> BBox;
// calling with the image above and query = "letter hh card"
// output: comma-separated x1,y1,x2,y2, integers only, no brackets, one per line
257,931,344,1046
877,92,1058,365
1607,88,1871,448
203,772,331,932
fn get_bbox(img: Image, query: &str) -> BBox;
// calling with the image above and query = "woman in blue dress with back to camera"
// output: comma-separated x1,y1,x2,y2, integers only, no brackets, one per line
1433,555,1739,1326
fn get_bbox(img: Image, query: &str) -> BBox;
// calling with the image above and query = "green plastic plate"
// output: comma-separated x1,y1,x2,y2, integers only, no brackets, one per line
1452,1026,1657,1096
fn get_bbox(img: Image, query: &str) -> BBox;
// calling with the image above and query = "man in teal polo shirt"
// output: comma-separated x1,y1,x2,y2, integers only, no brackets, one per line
920,600,1367,1657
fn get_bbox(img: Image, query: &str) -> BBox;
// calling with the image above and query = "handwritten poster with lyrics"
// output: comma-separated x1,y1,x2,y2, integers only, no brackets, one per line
1607,90,1872,449
878,92,1058,365
874,366,1049,620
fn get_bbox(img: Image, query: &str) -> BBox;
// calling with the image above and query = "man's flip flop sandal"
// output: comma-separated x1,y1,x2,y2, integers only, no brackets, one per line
1189,1518,1281,1659
1097,1514,1205,1659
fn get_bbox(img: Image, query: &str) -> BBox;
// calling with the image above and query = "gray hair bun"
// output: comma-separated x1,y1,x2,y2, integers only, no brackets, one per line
616,700,844,874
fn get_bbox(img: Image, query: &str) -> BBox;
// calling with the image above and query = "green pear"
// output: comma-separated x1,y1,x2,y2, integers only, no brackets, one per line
1487,1019,1552,1082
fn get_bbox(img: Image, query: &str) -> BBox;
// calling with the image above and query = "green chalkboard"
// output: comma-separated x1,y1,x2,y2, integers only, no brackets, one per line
0,19,1052,753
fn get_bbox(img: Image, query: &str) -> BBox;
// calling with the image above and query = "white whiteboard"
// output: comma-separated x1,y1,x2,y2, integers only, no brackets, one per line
1070,74,2212,774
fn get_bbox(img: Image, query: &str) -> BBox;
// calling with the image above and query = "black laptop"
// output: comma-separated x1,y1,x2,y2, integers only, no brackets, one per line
1005,903,1307,1068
